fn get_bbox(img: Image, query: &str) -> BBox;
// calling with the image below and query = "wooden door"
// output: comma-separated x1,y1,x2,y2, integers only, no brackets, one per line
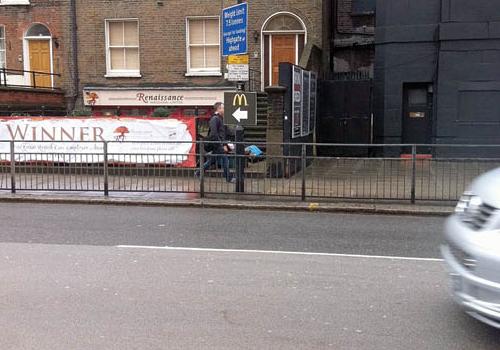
271,35,296,85
29,40,51,88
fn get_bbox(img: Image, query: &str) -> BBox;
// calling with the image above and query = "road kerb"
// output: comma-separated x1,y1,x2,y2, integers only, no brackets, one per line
0,194,453,216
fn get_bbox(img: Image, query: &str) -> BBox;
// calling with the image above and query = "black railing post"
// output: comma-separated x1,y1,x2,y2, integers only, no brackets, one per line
235,126,245,193
2,68,6,87
10,141,16,194
411,144,417,204
103,141,109,196
301,144,307,201
199,140,205,198
31,71,36,88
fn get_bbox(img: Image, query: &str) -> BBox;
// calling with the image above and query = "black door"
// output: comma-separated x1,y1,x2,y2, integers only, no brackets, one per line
402,84,433,145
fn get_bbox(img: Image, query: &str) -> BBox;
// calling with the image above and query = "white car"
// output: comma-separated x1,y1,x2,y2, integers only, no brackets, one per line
442,168,500,328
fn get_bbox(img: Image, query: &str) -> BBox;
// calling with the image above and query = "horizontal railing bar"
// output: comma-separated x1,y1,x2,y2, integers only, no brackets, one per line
2,140,500,148
0,67,61,77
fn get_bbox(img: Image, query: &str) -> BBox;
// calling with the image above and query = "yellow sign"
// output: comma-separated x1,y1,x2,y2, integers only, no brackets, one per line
228,55,249,65
233,93,248,107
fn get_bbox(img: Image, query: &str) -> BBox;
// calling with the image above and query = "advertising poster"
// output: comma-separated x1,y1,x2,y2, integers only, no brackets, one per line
309,72,317,134
291,66,303,139
0,117,197,167
301,71,311,137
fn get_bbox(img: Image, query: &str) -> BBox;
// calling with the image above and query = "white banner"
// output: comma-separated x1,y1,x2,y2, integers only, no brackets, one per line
0,117,196,165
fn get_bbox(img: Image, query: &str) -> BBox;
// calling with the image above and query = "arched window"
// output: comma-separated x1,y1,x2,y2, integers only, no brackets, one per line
261,13,306,87
263,14,305,32
26,24,51,37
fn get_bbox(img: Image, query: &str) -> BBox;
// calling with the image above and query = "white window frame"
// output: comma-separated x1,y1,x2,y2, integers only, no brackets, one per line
185,16,222,77
0,25,5,69
0,0,30,5
105,18,141,78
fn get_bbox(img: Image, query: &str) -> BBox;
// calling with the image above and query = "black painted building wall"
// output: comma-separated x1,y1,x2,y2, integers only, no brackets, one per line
374,0,500,147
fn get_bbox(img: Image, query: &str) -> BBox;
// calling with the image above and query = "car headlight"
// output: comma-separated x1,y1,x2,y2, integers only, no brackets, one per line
455,192,482,215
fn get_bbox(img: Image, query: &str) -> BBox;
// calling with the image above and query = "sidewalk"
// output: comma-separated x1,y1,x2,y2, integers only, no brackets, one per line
0,191,454,216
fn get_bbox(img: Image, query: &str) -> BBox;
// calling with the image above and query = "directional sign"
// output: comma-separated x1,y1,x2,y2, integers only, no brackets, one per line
224,91,257,126
222,3,248,56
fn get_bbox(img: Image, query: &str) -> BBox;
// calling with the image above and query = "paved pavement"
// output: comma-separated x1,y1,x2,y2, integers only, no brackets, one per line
0,203,498,349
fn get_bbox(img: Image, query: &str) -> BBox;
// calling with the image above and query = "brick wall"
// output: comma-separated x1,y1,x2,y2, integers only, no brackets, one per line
333,0,375,75
0,87,65,107
75,0,324,106
0,0,73,104
336,0,375,37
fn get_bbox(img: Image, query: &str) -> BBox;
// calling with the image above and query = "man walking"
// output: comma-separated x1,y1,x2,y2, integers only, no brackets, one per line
196,102,235,183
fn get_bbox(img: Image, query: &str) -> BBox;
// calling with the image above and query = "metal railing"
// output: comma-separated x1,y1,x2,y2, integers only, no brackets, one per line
0,141,499,204
248,69,262,92
0,67,61,90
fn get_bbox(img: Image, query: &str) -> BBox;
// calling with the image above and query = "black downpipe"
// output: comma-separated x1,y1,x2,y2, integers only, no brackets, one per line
70,0,79,112
331,0,337,73
432,0,442,145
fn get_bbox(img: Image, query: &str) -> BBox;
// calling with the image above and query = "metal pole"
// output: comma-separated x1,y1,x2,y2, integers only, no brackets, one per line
235,125,245,193
2,68,6,87
199,140,205,198
32,71,36,88
411,144,417,204
103,142,109,196
10,141,16,194
301,143,306,201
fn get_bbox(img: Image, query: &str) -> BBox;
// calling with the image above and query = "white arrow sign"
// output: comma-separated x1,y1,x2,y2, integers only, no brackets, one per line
232,107,248,122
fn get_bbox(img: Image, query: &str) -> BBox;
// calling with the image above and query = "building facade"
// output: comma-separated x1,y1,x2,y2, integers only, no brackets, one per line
0,0,77,111
374,0,500,146
75,0,327,117
0,0,328,116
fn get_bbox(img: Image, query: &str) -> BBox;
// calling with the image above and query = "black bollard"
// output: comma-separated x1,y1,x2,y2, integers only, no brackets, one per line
235,124,245,193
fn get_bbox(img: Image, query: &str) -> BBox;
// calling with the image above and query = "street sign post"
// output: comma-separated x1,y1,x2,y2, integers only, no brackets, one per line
222,3,248,56
224,91,257,126
227,54,249,81
227,64,249,81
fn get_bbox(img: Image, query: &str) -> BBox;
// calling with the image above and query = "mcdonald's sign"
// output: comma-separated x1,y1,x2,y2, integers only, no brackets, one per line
233,93,249,107
224,92,257,126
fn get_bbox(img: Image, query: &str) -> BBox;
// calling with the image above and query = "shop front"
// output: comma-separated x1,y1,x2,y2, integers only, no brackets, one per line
83,86,235,139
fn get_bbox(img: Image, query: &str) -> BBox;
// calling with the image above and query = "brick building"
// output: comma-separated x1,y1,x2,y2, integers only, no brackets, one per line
0,0,77,113
329,0,375,76
75,0,328,117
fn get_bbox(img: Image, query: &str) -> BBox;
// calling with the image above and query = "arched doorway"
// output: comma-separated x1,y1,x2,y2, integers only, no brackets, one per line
261,12,306,87
24,23,53,88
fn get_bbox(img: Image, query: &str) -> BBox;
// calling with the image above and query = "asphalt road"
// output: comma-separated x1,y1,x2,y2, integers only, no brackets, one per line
0,203,498,350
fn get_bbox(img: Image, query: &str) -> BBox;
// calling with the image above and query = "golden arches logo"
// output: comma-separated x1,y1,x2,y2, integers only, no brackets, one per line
232,93,248,107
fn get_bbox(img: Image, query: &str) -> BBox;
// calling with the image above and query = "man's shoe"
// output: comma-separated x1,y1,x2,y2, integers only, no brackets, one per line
228,178,236,184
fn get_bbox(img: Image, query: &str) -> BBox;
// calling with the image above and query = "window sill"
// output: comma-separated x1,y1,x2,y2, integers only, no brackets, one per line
0,0,30,4
105,72,142,78
185,71,222,77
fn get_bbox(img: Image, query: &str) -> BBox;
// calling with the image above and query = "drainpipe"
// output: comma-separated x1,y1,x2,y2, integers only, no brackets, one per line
331,0,337,74
69,0,80,113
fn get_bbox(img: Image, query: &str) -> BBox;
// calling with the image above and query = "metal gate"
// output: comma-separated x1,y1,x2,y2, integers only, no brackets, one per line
317,73,373,156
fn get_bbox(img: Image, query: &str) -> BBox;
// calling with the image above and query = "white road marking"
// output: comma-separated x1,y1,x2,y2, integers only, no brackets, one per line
116,245,444,262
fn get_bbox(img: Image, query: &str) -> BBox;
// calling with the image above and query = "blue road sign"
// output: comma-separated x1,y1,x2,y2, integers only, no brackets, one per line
222,3,248,56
